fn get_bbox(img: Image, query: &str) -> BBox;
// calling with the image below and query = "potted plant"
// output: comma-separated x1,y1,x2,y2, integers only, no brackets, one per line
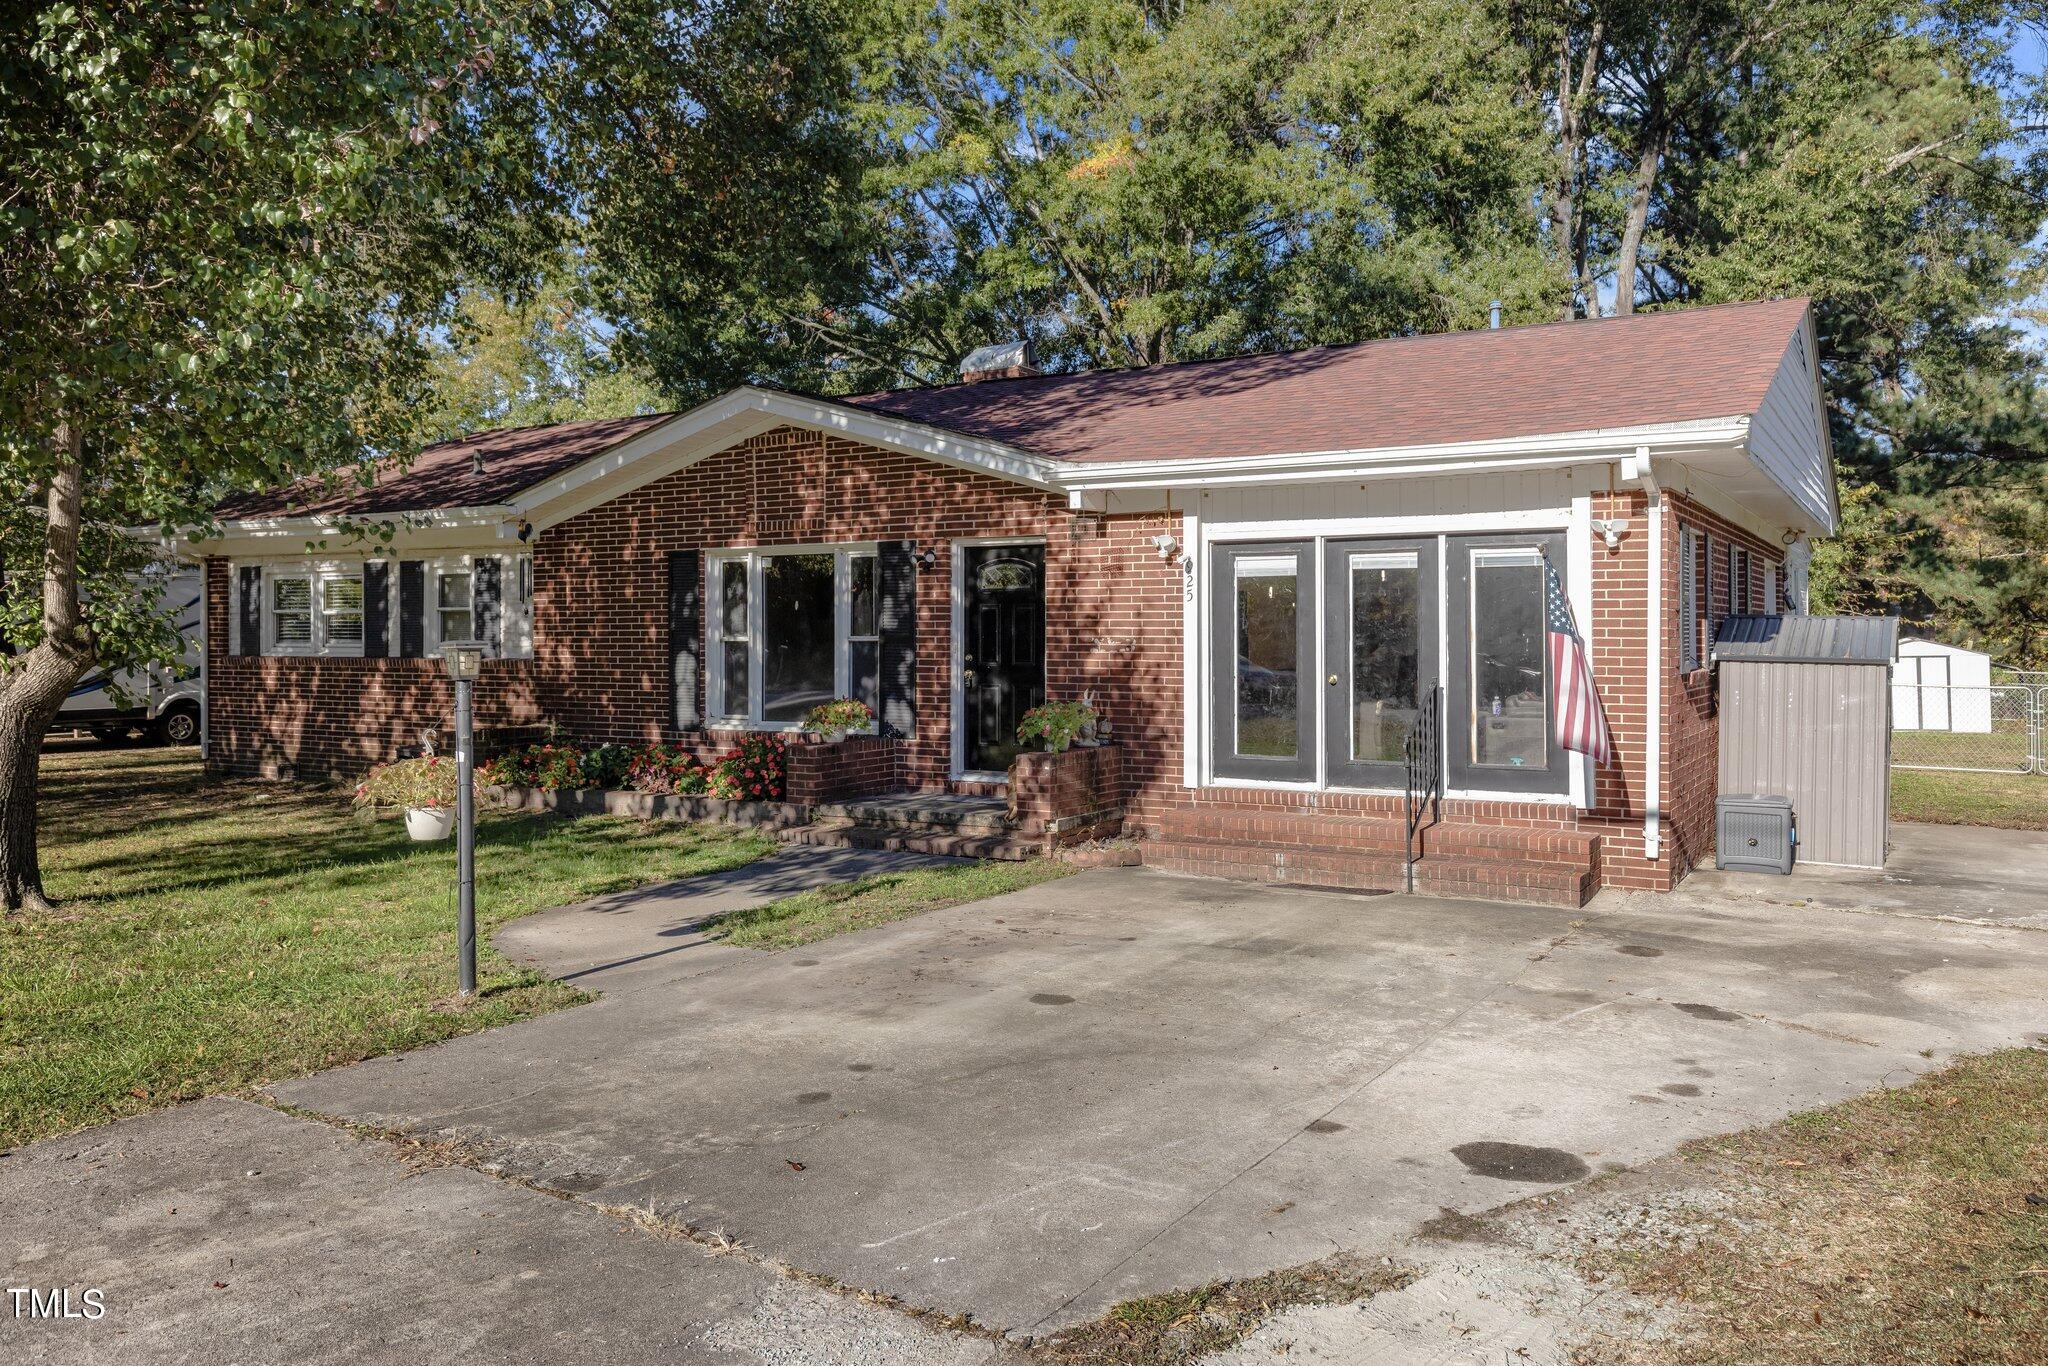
354,756,460,840
1016,699,1098,754
800,697,874,744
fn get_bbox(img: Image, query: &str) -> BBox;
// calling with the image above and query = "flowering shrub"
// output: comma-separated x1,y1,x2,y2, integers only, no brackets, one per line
626,743,710,795
708,733,786,801
354,756,458,811
1017,699,1098,754
580,743,634,790
479,742,589,791
800,698,874,738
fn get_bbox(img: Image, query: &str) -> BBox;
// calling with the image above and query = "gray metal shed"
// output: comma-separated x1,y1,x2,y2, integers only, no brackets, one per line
1714,614,1899,869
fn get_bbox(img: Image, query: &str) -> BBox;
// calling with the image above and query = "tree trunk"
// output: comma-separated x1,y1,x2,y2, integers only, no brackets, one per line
1611,121,1669,316
0,431,92,914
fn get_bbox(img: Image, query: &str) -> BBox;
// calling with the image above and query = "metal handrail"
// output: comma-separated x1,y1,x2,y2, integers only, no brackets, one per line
1403,686,1444,893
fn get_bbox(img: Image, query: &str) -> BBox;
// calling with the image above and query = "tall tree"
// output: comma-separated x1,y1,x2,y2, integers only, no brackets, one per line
1506,0,2048,662
566,0,1562,397
0,1,551,910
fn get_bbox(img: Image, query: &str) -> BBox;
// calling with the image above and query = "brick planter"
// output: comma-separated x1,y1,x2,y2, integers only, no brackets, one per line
487,785,812,829
785,735,900,805
1007,743,1125,846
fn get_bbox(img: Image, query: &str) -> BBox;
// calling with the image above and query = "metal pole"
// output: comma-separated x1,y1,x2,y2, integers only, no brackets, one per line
455,675,476,997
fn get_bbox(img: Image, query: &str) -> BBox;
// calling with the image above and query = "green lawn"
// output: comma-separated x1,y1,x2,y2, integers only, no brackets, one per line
1890,767,2048,830
717,858,1075,950
0,746,776,1149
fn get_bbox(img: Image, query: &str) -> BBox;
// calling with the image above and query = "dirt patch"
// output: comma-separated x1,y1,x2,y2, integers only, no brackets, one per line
1029,1252,1416,1363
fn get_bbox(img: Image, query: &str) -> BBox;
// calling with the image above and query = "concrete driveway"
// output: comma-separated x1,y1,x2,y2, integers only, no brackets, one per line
272,860,2047,1335
8,844,2047,1361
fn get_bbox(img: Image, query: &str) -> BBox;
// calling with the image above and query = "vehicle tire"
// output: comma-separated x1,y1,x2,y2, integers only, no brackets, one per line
152,703,201,747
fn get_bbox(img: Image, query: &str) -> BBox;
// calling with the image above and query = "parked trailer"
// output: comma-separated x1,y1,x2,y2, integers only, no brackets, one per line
52,567,203,746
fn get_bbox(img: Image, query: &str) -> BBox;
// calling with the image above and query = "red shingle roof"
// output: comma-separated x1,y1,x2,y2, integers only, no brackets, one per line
213,411,677,518
215,298,1807,517
840,297,1810,465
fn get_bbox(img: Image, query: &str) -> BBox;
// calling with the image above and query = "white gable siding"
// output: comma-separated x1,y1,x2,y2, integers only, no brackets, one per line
1747,328,1835,531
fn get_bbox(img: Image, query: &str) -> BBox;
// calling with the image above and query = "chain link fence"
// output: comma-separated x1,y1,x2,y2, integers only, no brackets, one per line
1890,681,2044,774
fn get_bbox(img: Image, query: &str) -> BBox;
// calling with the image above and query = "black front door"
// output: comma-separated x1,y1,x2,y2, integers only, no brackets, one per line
963,544,1045,773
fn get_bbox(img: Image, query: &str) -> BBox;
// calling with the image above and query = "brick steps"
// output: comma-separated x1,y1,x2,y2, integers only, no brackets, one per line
1148,810,1598,867
811,796,1011,835
1141,835,1594,907
780,821,1041,861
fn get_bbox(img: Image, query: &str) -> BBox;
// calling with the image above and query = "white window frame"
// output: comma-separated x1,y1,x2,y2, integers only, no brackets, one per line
1679,526,1700,673
261,561,365,658
703,544,880,731
1764,564,1779,616
428,558,475,653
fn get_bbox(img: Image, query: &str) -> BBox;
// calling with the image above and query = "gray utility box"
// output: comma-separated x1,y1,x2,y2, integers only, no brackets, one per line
1716,794,1795,875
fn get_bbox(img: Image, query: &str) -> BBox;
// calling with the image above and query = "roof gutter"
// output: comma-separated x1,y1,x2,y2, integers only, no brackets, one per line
1057,419,1753,492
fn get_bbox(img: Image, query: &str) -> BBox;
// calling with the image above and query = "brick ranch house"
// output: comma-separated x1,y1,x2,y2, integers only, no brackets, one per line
188,297,1835,905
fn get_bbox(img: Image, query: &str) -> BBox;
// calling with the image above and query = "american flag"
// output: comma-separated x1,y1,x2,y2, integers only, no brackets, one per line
1545,557,1612,765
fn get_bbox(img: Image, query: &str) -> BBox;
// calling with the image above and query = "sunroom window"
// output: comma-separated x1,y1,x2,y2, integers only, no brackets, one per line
707,547,881,729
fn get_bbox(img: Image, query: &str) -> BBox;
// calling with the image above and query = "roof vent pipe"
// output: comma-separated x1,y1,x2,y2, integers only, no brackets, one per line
1489,300,1502,330
960,339,1040,383
471,449,486,477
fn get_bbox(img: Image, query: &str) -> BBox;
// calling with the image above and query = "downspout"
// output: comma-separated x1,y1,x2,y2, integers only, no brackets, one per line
1624,447,1663,862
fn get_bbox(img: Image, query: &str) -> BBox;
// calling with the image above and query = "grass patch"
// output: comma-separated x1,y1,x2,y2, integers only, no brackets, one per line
1032,1253,1417,1363
715,858,1074,950
1579,1047,2048,1364
1891,768,2048,830
0,745,776,1149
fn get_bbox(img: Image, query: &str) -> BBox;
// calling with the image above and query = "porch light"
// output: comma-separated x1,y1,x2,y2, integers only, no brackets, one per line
1151,531,1179,560
1591,517,1629,552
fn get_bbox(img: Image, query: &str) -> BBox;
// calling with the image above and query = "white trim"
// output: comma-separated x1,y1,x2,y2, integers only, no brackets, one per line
949,536,1047,780
1179,508,1200,789
1064,418,1753,492
1566,497,1594,809
1637,451,1665,861
703,544,882,732
512,388,1064,533
256,560,366,658
1187,513,1586,807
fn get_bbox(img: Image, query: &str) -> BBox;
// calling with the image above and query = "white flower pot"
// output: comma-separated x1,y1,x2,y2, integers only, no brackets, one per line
405,807,454,841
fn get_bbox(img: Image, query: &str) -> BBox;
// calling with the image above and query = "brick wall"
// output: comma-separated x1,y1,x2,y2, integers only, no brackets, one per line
1008,744,1125,835
204,423,1783,899
786,736,899,804
202,558,543,779
1662,492,1784,881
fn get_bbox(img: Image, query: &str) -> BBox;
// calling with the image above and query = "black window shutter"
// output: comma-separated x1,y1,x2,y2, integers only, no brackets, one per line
878,540,917,740
236,566,262,657
473,555,501,655
398,560,425,658
362,561,390,657
667,549,701,730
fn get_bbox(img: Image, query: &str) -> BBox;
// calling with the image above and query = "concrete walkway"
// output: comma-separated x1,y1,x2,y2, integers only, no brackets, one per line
1679,820,2048,929
495,844,959,994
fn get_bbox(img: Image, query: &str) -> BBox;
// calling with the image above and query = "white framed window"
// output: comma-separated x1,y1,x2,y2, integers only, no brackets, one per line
435,565,473,645
705,545,880,729
262,563,364,657
1728,545,1752,615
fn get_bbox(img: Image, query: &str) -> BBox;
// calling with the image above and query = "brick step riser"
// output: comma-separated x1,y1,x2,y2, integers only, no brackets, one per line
811,805,1013,835
781,824,1040,862
1141,841,1593,908
1148,819,1596,867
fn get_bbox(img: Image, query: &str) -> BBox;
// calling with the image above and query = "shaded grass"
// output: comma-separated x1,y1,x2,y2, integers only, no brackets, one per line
716,858,1075,950
1031,1253,1417,1363
1579,1047,2048,1365
1890,768,2048,830
1,746,776,1149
